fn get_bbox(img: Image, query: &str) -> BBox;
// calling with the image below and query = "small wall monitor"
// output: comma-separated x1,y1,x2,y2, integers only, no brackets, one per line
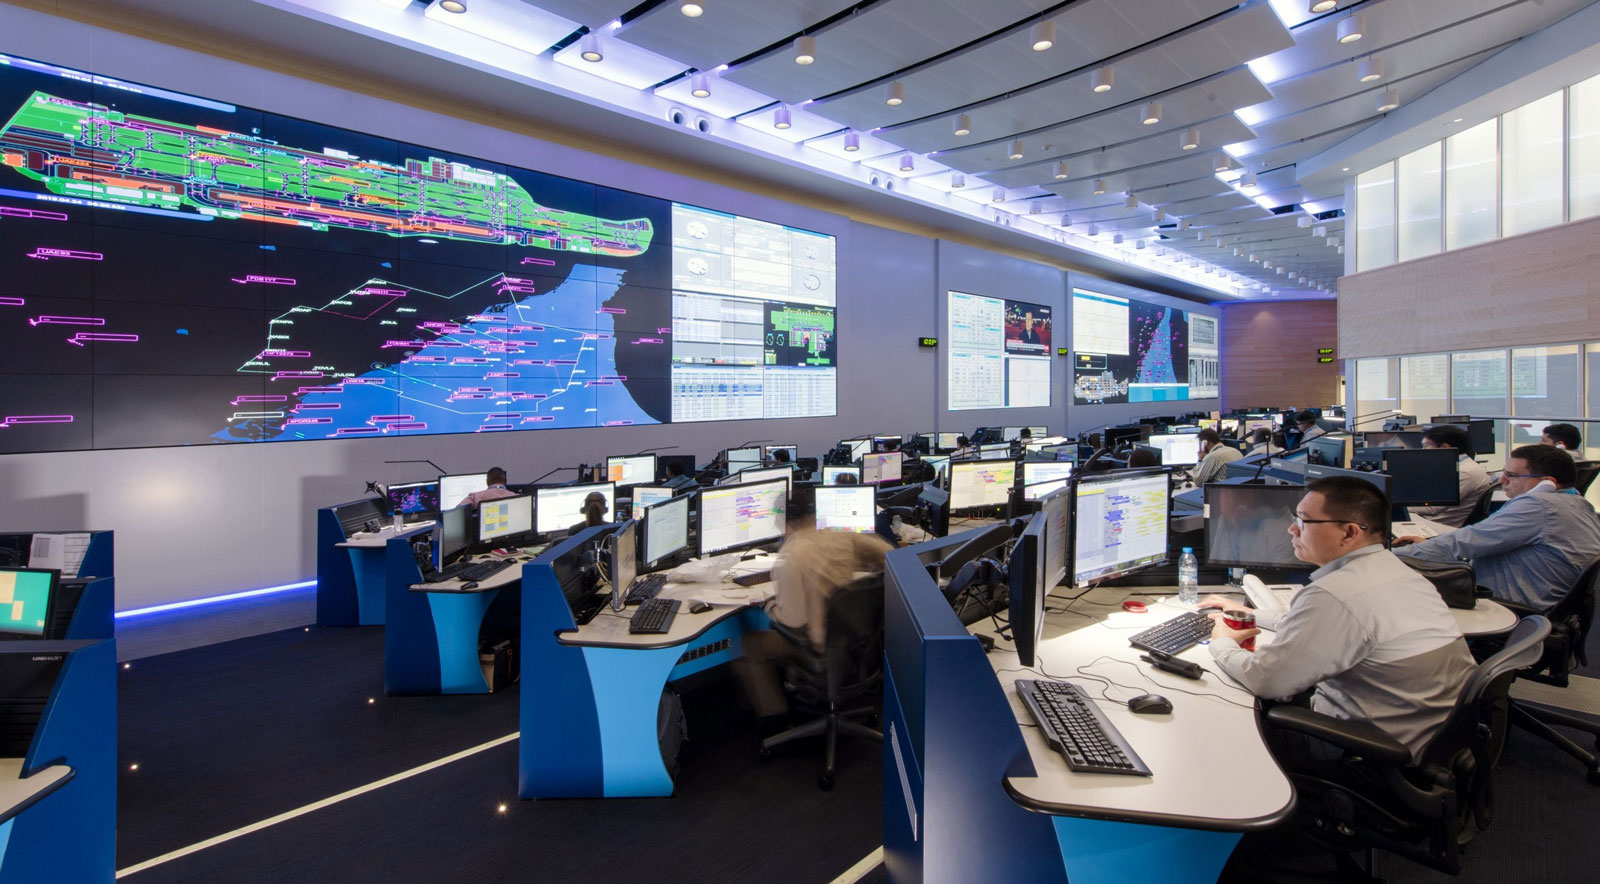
1204,484,1304,570
1070,469,1171,585
861,451,903,485
949,460,1017,513
631,486,675,508
534,482,617,536
822,466,861,485
606,454,658,489
388,481,440,518
477,494,534,544
1147,433,1202,466
1021,461,1074,501
640,495,691,571
1382,448,1462,507
814,486,877,534
439,473,489,509
698,478,788,557
0,568,58,638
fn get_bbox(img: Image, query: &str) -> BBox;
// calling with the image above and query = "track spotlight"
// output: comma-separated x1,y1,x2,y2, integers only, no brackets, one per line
885,81,905,106
794,35,816,65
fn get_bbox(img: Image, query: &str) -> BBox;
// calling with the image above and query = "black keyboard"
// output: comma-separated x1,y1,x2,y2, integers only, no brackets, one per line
732,569,773,587
435,558,514,583
1128,611,1215,656
629,598,681,635
1016,679,1150,776
624,573,668,605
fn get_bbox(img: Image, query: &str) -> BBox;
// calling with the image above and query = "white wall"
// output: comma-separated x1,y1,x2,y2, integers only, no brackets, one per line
0,7,1219,610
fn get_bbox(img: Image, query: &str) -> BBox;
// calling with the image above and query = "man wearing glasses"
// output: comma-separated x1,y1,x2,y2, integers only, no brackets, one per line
1396,444,1600,610
1196,477,1474,762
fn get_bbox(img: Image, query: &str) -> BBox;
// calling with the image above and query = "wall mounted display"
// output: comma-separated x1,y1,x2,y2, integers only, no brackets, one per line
1071,289,1210,404
947,291,1052,410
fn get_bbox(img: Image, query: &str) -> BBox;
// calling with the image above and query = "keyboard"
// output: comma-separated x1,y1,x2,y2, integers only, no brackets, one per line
434,558,515,584
732,569,773,587
1128,611,1215,656
629,598,682,635
1015,679,1151,776
624,572,668,605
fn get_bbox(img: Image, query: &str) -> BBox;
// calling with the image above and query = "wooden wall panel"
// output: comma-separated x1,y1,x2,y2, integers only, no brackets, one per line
1221,301,1340,410
1339,215,1600,359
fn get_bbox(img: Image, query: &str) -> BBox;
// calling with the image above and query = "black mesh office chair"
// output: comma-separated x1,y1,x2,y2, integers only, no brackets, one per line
1260,616,1550,881
1499,557,1600,784
759,574,884,790
1573,461,1600,495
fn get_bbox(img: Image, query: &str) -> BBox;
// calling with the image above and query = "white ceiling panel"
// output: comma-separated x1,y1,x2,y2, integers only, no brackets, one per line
616,0,858,73
516,0,632,30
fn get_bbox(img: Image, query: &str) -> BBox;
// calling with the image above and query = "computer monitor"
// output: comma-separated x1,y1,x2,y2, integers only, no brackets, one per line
862,451,903,485
439,473,489,509
608,518,637,612
814,486,877,534
640,495,691,571
1069,469,1171,586
949,460,1017,514
387,481,440,519
936,432,962,451
606,454,657,489
1027,426,1048,438
1362,431,1425,450
1147,433,1202,466
1243,419,1275,436
631,486,675,509
1198,418,1220,431
1103,425,1151,449
977,443,1014,460
0,569,56,638
534,482,617,536
1204,484,1304,570
698,478,788,557
1382,448,1462,507
1306,435,1350,468
477,494,534,545
1021,461,1074,501
843,438,872,461
1002,427,1023,442
872,435,903,453
763,444,798,464
730,465,794,496
656,454,697,484
821,466,861,485
921,455,951,484
726,447,763,472
1040,486,1069,591
1427,418,1494,457
1008,512,1048,668
438,505,471,566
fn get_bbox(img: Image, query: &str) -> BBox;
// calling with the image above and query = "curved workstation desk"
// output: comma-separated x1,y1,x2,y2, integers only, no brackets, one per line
519,525,775,799
318,496,433,627
882,532,1295,884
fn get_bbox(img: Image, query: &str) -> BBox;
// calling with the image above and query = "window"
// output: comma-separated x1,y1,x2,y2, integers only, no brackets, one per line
1400,354,1449,422
1502,92,1565,236
1511,345,1580,423
1445,119,1499,250
1354,358,1398,424
1572,73,1600,221
1396,143,1443,261
1355,164,1396,271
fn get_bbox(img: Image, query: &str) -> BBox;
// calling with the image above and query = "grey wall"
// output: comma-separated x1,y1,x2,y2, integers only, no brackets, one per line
0,7,1219,611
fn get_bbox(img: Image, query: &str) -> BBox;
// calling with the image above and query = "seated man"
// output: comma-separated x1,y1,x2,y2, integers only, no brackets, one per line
1293,410,1327,444
661,459,697,490
1190,428,1242,486
1408,424,1493,527
455,466,517,508
1200,476,1475,762
732,529,892,729
1125,448,1159,469
1542,423,1583,460
1247,427,1277,457
1396,444,1600,610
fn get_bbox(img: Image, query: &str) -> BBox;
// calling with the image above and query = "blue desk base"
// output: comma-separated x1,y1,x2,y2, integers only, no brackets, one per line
1053,818,1239,884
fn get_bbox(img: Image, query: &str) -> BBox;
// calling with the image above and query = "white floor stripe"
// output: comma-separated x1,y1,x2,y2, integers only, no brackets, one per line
115,731,519,878
828,846,884,884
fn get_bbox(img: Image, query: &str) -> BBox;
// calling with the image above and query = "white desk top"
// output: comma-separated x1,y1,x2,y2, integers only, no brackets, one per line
991,586,1295,831
337,521,435,548
411,548,550,593
558,552,779,650
0,759,73,825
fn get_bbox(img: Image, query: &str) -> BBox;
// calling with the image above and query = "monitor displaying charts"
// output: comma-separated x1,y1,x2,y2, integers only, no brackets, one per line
698,479,787,556
861,452,902,485
949,460,1017,512
534,482,617,535
814,486,876,534
1072,288,1216,404
478,494,534,543
1021,461,1074,500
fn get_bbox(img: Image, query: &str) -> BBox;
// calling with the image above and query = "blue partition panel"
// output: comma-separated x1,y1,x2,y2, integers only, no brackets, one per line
316,507,360,626
426,590,500,694
1053,818,1239,884
64,576,114,641
348,547,389,626
583,644,682,797
383,534,440,695
0,638,115,884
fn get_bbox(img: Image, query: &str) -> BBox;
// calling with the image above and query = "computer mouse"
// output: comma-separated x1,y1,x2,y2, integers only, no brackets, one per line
687,599,712,614
461,582,479,590
1127,693,1173,715
1121,600,1148,613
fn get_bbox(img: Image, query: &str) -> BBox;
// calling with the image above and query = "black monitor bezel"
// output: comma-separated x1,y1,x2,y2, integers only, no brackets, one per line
475,493,536,546
1381,447,1463,507
1202,483,1307,570
639,494,693,572
0,567,59,639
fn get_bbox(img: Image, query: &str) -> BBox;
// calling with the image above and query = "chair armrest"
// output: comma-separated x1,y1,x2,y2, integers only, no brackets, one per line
768,618,810,649
1264,706,1412,765
1497,600,1542,618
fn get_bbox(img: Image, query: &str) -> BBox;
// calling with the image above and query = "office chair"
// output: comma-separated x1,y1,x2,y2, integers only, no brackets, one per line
759,574,884,791
1260,616,1550,881
1499,557,1600,785
1573,461,1600,496
1461,486,1496,526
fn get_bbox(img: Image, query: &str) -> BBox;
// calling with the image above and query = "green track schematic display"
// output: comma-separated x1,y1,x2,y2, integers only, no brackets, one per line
0,54,837,452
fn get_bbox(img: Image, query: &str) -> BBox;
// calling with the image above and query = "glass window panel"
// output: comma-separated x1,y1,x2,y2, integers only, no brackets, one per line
1512,346,1580,433
1445,119,1499,250
1452,350,1509,467
1502,92,1565,236
1396,143,1443,261
1572,74,1600,221
1356,163,1396,271
1354,357,1399,427
1400,354,1449,421
1585,344,1600,458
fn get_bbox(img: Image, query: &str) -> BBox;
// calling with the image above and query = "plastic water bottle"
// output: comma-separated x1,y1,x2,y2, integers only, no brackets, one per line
1178,547,1199,605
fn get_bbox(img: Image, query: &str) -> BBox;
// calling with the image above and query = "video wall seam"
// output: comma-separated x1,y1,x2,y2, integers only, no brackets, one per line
0,53,837,454
1070,288,1218,405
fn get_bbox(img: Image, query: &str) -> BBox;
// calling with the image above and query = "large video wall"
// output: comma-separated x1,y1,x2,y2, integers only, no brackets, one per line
0,54,836,454
1070,289,1217,404
947,290,1053,410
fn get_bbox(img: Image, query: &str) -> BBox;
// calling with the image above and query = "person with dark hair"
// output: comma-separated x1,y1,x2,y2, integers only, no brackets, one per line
1411,425,1493,527
1293,410,1326,443
1541,423,1583,460
662,459,696,490
1397,444,1600,609
770,448,792,465
1199,476,1474,761
1125,448,1159,469
1247,426,1276,456
455,467,516,508
953,435,976,457
1190,428,1242,486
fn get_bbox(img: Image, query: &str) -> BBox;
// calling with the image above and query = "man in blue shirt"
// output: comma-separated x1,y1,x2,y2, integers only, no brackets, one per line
1396,444,1600,610
662,459,697,490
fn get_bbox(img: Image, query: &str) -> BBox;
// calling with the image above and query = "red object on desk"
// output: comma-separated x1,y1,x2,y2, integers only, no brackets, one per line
1121,600,1148,613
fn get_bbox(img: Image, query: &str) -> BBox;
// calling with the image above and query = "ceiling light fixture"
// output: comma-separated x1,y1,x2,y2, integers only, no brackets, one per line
1124,192,1138,209
1178,218,1190,231
773,105,791,129
1008,139,1025,160
1052,161,1068,180
1113,233,1124,245
1297,216,1312,228
1029,202,1042,215
1233,246,1244,257
1313,225,1327,238
794,35,817,65
1031,20,1055,52
1137,239,1146,250
991,187,1006,202
953,114,972,137
899,153,914,172
950,172,965,188
1310,0,1337,12
439,0,467,12
1092,66,1114,93
1092,178,1107,195
1087,223,1099,237
1213,155,1231,172
1180,127,1199,150
1240,170,1257,188
843,131,860,152
1141,100,1162,125
1357,57,1383,83
1154,209,1166,222
885,81,905,106
690,73,711,98
679,0,704,17
580,32,604,62
1377,88,1399,112
1337,13,1365,44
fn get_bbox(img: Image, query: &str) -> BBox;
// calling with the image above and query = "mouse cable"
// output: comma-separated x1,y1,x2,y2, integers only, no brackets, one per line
1081,657,1256,710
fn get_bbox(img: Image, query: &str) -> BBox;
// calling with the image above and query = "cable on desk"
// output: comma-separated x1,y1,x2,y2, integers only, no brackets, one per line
1080,657,1257,710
